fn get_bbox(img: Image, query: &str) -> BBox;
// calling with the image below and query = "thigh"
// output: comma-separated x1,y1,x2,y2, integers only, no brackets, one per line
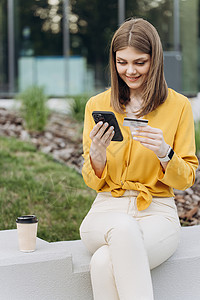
80,211,138,254
80,192,131,253
138,215,181,270
80,212,107,254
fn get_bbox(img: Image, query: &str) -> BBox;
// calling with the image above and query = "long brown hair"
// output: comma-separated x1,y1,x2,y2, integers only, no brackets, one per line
109,18,168,117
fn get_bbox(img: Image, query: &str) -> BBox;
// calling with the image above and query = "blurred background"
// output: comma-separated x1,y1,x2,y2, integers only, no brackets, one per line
0,0,199,98
0,0,200,241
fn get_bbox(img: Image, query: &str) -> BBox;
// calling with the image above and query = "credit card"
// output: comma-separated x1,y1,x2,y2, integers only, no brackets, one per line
123,117,148,127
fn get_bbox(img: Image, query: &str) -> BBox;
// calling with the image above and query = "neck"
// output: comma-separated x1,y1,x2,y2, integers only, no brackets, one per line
129,95,143,106
126,98,142,116
129,87,143,100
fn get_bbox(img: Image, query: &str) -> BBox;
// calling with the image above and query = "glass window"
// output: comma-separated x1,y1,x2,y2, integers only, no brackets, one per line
1,0,199,97
0,0,8,95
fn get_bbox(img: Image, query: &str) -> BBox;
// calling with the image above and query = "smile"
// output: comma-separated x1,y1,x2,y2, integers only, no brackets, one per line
126,75,141,82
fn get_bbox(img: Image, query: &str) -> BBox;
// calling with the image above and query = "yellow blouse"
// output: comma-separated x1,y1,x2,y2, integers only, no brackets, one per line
82,88,199,211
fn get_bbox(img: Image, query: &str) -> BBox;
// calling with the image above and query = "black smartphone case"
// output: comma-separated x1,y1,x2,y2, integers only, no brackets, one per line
92,111,123,141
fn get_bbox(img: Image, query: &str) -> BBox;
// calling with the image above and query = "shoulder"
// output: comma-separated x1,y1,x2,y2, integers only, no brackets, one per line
150,88,193,123
166,88,191,108
86,88,112,111
155,88,194,125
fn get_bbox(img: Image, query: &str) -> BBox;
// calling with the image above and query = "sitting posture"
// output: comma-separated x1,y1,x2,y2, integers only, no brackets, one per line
80,18,198,300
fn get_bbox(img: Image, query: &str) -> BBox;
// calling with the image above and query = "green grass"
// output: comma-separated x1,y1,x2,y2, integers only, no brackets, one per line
0,136,96,242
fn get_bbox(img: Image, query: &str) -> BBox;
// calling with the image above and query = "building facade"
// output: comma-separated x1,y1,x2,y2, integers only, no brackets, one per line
0,0,199,97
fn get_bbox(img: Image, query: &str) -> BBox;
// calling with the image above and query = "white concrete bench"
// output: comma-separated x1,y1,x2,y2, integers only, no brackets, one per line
0,226,200,300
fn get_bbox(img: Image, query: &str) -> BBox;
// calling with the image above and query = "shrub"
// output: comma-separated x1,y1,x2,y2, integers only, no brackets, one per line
18,86,49,132
70,94,89,122
195,121,200,155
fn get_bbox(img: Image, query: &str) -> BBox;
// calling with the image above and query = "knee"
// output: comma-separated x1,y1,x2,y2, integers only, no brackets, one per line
90,245,111,272
104,215,143,246
112,215,140,236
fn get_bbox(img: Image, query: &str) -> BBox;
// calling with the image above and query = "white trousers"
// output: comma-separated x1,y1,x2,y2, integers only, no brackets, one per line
80,190,181,300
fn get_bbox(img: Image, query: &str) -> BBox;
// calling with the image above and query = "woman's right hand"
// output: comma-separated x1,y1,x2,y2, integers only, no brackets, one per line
89,121,115,177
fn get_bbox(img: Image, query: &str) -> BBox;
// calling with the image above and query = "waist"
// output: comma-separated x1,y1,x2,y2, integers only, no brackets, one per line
98,190,139,198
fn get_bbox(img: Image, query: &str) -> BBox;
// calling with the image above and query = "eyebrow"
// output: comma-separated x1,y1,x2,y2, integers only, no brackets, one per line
116,56,148,62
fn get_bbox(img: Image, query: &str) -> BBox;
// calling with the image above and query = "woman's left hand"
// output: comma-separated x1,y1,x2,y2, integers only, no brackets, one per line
132,125,169,158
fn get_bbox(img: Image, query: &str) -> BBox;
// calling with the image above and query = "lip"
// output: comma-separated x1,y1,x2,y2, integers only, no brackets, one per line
126,75,141,82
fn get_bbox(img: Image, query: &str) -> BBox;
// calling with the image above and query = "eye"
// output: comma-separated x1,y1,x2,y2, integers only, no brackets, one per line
117,61,126,65
136,62,145,65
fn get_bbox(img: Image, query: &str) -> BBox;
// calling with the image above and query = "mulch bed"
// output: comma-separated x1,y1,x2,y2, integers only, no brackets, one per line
0,107,199,226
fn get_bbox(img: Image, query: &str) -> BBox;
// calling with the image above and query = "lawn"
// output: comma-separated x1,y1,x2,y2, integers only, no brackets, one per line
0,136,96,242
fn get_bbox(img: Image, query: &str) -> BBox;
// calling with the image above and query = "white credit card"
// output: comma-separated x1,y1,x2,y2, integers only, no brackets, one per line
123,117,148,127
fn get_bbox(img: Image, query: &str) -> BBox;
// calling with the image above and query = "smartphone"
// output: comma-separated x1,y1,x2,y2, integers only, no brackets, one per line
123,117,148,127
92,111,123,141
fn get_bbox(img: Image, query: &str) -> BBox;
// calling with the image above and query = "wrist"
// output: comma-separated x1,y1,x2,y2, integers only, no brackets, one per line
157,146,174,162
157,145,170,159
90,146,106,160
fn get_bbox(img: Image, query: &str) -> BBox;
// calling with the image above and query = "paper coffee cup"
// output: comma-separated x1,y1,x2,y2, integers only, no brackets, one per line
16,215,38,252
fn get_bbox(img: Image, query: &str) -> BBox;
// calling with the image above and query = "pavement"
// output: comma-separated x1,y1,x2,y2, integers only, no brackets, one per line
0,98,72,115
0,94,200,121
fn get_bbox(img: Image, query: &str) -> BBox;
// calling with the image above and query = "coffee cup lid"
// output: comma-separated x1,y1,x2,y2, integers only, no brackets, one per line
16,215,38,224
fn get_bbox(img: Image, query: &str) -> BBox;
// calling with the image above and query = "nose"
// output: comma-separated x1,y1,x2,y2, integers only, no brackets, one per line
126,64,137,75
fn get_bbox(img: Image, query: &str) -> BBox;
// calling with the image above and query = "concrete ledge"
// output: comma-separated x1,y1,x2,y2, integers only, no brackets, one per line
152,225,200,299
0,230,92,300
0,226,200,299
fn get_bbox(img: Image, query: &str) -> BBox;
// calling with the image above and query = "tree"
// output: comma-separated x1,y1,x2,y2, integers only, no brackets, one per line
17,0,63,56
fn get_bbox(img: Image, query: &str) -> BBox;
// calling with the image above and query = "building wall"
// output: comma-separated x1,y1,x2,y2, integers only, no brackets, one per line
18,56,95,96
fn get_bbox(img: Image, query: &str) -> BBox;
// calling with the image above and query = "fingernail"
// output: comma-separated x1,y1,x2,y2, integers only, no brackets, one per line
99,121,103,125
110,126,114,130
104,122,108,127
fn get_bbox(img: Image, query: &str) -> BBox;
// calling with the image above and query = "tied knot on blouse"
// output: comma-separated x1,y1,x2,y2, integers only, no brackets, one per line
110,180,152,211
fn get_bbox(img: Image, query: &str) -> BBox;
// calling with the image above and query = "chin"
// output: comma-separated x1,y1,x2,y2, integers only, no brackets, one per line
127,82,142,90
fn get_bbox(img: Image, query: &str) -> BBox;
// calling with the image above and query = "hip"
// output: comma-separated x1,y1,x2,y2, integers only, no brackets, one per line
88,190,180,228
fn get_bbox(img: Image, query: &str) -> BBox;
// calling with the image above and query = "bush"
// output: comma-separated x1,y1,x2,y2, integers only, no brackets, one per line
195,121,200,155
70,94,89,122
18,86,49,132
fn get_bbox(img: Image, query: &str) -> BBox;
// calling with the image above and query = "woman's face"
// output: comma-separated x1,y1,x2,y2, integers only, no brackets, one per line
116,46,151,96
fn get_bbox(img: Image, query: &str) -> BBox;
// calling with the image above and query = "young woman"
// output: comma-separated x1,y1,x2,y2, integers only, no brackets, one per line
79,18,199,300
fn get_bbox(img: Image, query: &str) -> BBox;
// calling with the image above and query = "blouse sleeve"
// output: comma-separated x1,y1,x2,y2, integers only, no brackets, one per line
81,99,108,190
158,99,199,190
